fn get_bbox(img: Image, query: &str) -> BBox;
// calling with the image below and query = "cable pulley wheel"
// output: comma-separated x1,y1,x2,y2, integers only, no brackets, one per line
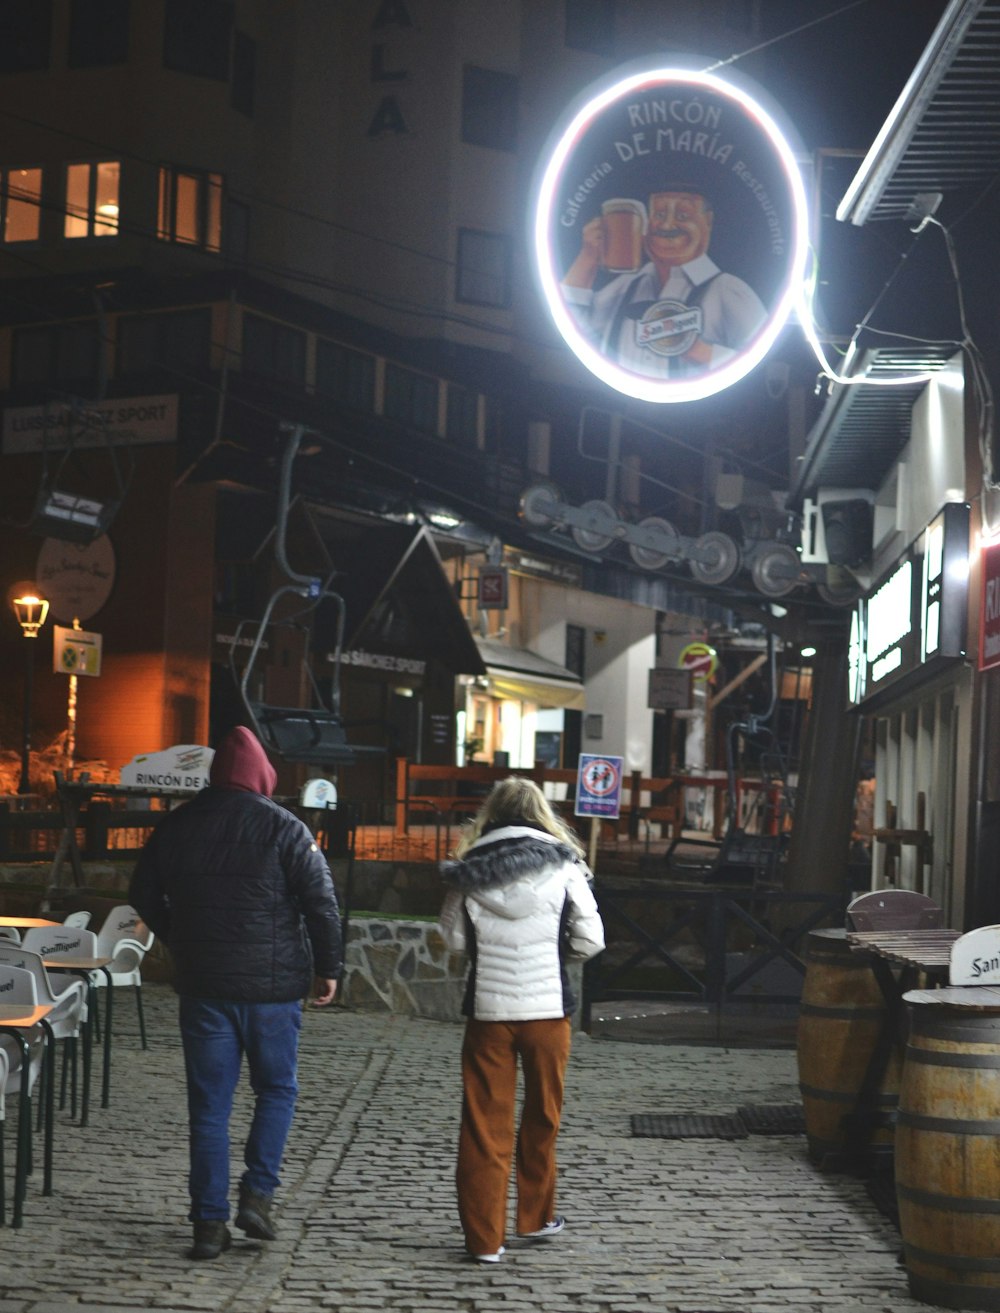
519,482,562,528
689,531,740,586
628,516,681,570
571,499,621,553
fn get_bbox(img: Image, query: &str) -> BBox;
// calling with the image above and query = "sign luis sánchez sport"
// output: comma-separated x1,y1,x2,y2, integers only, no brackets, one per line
534,58,809,404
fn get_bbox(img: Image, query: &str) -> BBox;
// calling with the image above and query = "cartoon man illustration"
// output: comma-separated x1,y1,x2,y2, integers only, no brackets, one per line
561,187,767,377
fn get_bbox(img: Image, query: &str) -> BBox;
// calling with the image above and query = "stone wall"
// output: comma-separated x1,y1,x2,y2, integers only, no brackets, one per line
339,916,466,1022
339,914,587,1027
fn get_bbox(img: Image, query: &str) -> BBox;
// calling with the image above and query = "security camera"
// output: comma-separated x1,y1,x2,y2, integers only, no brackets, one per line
765,360,790,400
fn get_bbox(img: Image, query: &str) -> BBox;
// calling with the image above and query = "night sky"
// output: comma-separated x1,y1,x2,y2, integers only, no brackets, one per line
754,0,950,152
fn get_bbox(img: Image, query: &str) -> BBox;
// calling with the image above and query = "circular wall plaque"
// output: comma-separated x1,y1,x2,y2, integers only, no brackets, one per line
36,534,116,622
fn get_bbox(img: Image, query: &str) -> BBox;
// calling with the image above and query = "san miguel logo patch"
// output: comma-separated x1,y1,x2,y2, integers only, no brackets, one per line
533,59,809,403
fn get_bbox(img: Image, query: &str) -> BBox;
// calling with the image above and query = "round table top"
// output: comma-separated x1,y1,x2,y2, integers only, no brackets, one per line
0,1002,54,1026
0,915,59,928
905,985,1000,1009
42,957,113,971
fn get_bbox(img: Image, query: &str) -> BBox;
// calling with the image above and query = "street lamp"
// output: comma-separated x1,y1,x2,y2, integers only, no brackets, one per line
11,588,49,795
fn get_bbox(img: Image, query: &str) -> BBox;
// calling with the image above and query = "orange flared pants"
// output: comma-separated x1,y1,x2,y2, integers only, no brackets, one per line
455,1016,572,1255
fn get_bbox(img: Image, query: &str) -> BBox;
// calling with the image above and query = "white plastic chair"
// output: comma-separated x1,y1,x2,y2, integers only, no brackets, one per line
62,911,91,928
0,927,21,944
0,944,88,1119
0,1043,9,1222
92,906,154,1050
0,964,49,1225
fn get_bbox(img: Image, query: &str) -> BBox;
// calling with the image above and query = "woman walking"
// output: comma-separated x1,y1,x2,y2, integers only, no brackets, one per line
440,777,605,1264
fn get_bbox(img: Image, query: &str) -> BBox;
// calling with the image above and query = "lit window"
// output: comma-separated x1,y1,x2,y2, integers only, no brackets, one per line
64,160,119,238
158,166,223,251
456,229,511,307
2,167,41,242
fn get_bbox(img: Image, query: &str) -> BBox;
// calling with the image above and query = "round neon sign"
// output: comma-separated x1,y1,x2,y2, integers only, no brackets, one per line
533,61,810,404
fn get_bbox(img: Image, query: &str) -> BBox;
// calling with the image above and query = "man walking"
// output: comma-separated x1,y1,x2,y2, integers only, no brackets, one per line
130,725,342,1260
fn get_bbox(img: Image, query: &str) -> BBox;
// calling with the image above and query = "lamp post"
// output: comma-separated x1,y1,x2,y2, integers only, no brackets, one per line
11,590,49,795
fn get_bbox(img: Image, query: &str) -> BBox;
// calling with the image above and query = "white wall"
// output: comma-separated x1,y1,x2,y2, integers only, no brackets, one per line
871,355,966,579
525,579,656,775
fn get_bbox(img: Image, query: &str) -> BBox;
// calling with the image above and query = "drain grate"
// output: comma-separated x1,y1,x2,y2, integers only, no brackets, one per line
631,1104,807,1140
631,1113,748,1139
737,1103,806,1135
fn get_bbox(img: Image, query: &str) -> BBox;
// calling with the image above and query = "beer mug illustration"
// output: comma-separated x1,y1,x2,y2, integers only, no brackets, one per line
601,198,647,273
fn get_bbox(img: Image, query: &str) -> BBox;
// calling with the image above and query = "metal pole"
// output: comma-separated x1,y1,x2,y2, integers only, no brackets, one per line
18,636,32,794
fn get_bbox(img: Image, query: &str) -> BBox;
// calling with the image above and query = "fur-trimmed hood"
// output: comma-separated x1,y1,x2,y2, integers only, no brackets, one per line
442,825,580,920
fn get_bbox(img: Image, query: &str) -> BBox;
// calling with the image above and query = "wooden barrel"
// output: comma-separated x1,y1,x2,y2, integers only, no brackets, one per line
796,928,900,1167
897,992,1000,1311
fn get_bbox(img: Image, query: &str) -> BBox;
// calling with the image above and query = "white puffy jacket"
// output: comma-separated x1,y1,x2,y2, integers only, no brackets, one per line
439,825,605,1021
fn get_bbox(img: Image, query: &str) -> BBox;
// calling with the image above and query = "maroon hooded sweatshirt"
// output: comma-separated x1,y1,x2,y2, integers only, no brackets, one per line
209,725,278,797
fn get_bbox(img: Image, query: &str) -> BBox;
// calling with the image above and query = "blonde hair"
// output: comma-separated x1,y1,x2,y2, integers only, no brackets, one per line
454,776,585,858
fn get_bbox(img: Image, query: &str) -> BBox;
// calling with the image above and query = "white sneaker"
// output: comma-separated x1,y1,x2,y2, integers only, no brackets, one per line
474,1245,506,1264
517,1216,565,1239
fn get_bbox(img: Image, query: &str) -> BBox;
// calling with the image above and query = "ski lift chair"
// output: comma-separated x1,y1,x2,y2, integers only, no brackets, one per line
233,583,360,767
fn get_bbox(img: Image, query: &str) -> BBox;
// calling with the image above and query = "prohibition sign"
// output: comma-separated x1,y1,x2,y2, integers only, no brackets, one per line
575,753,624,820
583,758,619,796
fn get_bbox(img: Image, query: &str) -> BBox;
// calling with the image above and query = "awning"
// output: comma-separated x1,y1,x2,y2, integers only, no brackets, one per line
299,504,486,675
476,638,586,710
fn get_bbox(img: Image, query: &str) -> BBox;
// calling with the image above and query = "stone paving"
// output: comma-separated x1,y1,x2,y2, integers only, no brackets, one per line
0,984,928,1313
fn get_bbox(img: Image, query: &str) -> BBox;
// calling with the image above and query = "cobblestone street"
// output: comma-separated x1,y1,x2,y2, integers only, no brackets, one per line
0,984,922,1313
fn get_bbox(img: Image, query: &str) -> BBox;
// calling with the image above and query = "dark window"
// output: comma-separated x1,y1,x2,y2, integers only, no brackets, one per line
565,624,585,678
0,0,51,73
565,0,614,54
482,395,501,453
231,29,255,115
242,313,306,385
163,0,232,79
13,321,99,387
461,66,517,151
68,0,129,67
384,363,438,433
316,339,376,411
225,197,249,264
445,383,478,445
456,228,511,307
117,308,211,376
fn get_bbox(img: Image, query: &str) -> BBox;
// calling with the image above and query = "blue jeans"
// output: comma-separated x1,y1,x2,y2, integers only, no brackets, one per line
179,997,302,1221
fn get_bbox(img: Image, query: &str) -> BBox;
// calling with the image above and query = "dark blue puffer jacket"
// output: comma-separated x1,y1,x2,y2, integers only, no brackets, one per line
129,733,342,1002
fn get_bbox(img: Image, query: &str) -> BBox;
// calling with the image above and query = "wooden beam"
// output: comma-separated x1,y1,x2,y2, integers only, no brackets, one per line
708,652,767,710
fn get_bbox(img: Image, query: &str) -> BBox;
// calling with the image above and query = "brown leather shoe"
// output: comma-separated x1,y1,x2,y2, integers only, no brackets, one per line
235,1184,277,1241
189,1220,232,1260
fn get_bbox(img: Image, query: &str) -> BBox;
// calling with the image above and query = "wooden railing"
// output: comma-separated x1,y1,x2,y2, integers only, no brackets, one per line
393,759,753,840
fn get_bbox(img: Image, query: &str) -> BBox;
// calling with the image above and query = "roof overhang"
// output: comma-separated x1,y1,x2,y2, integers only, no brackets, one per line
838,0,1000,226
789,345,960,506
475,638,586,710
